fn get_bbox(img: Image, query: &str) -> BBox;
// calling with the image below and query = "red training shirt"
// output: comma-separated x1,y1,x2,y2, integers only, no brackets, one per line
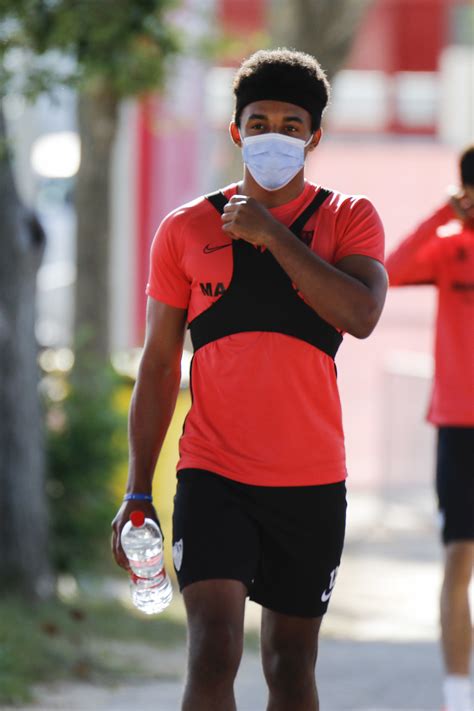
386,203,474,426
147,181,385,486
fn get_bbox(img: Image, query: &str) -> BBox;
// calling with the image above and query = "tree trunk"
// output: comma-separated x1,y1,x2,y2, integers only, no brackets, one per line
270,0,372,79
0,106,53,599
74,86,119,371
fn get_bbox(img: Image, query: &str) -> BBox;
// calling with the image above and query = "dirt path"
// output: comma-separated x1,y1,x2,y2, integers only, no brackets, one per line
15,637,442,711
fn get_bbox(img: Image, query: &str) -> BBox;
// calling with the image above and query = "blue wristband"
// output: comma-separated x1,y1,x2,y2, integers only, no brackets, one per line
123,493,153,502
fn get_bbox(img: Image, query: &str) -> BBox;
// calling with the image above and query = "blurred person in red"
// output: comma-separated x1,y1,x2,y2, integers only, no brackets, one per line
112,48,387,711
386,146,474,711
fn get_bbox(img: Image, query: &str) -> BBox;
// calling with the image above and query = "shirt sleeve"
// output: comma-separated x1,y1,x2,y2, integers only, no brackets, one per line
385,203,454,286
333,197,385,264
146,211,190,309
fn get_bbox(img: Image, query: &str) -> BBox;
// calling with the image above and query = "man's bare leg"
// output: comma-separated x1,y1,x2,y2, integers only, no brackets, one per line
440,541,473,711
441,542,473,674
261,608,323,711
181,579,247,711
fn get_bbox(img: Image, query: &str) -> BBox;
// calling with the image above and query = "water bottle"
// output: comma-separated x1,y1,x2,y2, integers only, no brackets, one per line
120,510,173,615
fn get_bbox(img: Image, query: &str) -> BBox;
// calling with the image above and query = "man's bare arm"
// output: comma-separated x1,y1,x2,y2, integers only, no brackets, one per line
265,229,387,339
112,298,187,569
222,195,387,339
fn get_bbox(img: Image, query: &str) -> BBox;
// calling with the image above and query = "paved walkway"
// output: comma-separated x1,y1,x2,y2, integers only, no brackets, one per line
12,488,468,711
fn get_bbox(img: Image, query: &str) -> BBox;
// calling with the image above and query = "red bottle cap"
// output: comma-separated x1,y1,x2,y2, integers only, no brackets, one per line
130,510,145,527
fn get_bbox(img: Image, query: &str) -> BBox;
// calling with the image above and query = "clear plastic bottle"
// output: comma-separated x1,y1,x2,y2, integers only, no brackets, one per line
120,510,173,615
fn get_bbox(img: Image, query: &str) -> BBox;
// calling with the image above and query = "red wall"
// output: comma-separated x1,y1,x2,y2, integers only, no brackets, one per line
348,0,462,73
218,0,266,34
135,98,199,342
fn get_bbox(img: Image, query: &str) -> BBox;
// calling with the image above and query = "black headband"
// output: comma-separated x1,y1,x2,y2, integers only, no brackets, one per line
234,85,325,127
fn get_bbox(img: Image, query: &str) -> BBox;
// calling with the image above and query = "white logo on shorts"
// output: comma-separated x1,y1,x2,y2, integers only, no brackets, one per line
172,539,183,571
321,566,339,603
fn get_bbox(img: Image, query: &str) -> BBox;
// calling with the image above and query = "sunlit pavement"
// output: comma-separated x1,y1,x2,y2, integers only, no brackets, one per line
20,489,467,711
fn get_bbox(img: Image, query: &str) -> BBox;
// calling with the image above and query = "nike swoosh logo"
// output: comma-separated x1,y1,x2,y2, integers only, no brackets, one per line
203,243,232,254
321,589,333,603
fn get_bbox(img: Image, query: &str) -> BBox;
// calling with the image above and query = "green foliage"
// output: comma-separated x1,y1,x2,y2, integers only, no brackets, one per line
0,0,180,98
44,365,128,574
0,593,186,705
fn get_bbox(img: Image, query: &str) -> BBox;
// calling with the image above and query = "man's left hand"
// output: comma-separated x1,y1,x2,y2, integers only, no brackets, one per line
221,195,280,246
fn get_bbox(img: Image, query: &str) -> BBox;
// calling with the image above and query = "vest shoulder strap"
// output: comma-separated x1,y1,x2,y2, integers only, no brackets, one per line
289,188,331,236
205,191,228,214
205,187,332,237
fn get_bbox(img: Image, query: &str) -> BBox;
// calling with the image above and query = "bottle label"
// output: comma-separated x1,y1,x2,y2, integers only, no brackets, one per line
131,553,162,569
131,571,166,585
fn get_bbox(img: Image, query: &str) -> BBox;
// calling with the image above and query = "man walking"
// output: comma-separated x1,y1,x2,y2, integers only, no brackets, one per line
386,146,474,711
112,48,387,711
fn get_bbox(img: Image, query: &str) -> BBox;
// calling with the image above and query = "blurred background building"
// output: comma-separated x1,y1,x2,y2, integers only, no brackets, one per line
5,0,474,497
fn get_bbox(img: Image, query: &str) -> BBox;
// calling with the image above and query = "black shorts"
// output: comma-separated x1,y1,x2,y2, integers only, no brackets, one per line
436,426,474,544
172,468,347,618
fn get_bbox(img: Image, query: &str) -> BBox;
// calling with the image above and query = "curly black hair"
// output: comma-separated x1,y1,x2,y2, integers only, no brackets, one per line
460,145,474,187
233,48,330,131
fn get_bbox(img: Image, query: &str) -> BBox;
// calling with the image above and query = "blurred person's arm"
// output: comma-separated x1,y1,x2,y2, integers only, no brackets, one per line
449,188,474,224
112,298,187,570
386,203,454,286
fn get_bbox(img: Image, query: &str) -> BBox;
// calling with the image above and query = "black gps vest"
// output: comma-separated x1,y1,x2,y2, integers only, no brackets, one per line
189,189,343,359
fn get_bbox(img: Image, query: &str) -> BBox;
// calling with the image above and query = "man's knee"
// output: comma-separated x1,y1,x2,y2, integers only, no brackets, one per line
188,619,243,683
263,649,316,698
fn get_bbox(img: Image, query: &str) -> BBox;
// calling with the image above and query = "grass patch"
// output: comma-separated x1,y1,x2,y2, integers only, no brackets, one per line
244,628,261,652
0,587,186,706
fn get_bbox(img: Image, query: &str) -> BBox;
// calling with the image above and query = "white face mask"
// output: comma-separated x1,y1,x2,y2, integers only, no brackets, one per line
241,132,313,191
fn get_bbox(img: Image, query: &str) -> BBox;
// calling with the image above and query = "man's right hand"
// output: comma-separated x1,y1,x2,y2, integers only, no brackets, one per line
111,500,161,572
